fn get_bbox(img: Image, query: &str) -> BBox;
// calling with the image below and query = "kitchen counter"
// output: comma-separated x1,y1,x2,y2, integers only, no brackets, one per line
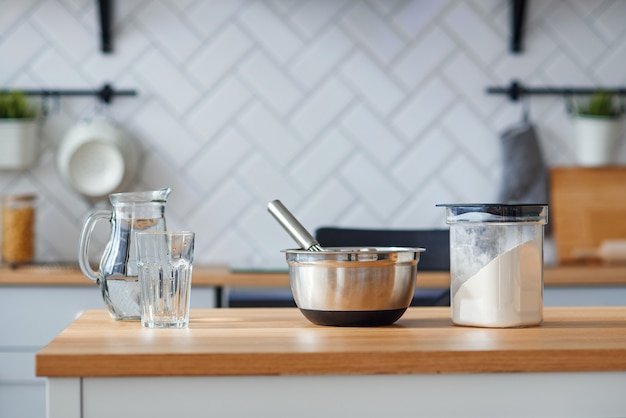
36,307,626,417
4,263,625,310
2,262,626,288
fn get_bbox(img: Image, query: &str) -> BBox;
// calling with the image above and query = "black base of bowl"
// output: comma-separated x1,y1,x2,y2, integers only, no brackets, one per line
299,308,407,327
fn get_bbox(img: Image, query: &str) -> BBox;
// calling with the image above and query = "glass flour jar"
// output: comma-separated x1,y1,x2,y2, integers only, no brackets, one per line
2,194,36,265
438,204,548,328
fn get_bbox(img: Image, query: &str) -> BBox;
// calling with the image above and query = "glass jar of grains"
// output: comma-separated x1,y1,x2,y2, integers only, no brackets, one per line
2,194,36,265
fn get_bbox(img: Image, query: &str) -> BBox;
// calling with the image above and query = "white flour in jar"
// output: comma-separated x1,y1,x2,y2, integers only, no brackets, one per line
452,241,543,327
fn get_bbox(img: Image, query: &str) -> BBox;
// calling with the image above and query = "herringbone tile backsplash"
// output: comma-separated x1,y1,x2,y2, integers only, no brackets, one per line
1,0,625,268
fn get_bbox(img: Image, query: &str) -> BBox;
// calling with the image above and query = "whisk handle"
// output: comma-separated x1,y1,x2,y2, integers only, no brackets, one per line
267,200,321,251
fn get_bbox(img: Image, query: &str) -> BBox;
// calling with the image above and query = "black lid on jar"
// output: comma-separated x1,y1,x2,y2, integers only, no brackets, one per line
437,204,548,224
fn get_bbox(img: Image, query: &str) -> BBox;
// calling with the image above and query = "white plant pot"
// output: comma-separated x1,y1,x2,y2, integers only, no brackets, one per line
573,116,623,167
0,120,40,170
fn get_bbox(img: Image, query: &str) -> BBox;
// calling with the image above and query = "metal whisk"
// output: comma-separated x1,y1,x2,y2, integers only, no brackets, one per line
267,200,323,251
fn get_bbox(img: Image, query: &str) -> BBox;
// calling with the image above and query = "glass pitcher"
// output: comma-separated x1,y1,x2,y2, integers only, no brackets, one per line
78,188,171,320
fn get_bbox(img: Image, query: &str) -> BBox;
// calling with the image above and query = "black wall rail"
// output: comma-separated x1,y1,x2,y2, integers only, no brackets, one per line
0,84,137,104
486,80,626,102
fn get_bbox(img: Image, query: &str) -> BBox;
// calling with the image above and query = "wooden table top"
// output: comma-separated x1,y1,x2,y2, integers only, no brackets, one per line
36,307,626,378
2,263,626,288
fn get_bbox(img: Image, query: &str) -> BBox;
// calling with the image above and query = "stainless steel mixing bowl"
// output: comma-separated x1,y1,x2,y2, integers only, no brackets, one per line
284,247,424,326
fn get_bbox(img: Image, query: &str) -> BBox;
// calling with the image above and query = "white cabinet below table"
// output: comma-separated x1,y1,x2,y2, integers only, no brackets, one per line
0,285,216,418
0,286,104,418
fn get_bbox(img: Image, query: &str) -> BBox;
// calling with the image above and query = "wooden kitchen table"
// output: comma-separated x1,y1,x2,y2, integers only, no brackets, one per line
37,307,626,418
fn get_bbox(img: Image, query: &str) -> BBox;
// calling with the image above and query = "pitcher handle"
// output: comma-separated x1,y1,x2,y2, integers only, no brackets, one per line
78,210,111,283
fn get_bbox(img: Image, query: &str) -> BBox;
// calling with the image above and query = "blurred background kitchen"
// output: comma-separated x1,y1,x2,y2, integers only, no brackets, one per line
1,0,625,269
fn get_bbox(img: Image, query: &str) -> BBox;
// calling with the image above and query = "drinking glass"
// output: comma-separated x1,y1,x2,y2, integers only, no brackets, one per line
136,231,195,328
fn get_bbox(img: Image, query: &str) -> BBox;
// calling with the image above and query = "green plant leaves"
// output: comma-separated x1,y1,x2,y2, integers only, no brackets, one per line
575,91,623,118
0,91,37,119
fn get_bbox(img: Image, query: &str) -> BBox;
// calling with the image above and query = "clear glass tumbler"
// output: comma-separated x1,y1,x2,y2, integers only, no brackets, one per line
136,231,195,328
439,204,548,328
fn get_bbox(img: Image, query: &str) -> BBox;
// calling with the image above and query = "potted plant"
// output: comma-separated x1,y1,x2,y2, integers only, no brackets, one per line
0,91,39,169
570,91,624,167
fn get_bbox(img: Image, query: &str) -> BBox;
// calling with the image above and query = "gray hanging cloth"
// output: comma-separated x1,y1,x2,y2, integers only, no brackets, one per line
497,121,549,206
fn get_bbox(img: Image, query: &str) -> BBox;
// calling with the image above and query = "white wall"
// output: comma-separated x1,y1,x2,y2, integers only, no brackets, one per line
1,0,625,268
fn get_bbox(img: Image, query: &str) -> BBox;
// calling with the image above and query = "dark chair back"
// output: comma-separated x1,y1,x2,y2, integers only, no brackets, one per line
315,227,450,271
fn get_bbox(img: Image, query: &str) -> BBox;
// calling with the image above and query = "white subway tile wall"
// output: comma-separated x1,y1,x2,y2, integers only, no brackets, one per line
1,0,625,268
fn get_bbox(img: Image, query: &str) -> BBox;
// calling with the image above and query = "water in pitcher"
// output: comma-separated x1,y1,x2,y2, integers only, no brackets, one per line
101,276,141,319
98,217,167,320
